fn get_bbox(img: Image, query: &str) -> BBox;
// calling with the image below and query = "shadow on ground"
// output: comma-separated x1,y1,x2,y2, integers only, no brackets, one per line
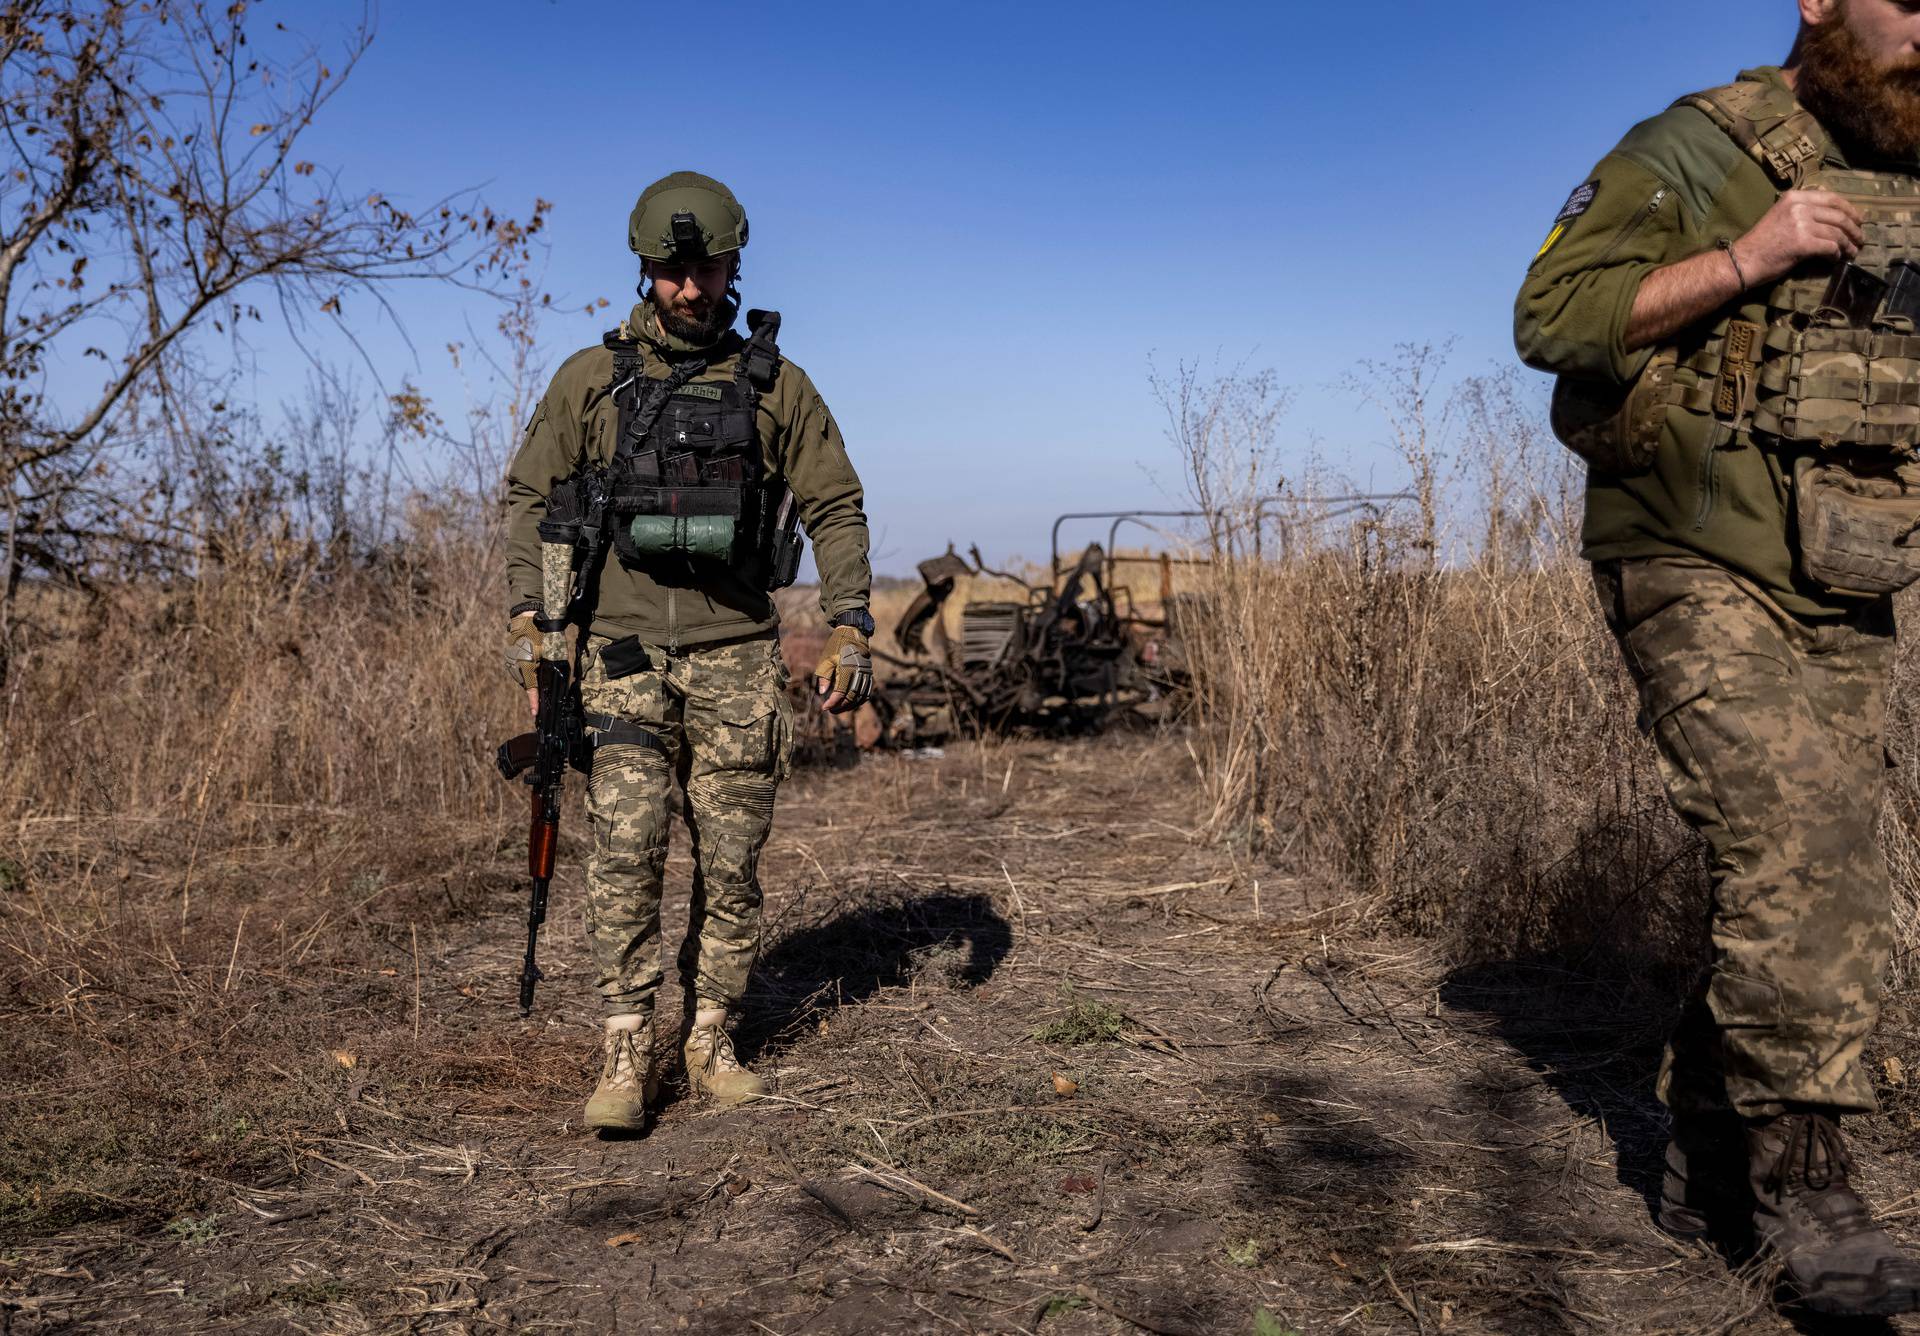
1440,956,1675,1222
738,887,1012,1061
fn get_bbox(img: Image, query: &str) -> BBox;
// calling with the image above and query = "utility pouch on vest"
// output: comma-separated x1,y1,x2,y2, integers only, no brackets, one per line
1549,347,1676,476
1754,320,1920,448
1794,453,1920,597
762,489,803,591
626,513,737,562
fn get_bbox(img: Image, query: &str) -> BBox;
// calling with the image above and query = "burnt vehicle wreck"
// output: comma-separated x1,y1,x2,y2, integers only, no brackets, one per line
872,511,1207,744
784,497,1408,755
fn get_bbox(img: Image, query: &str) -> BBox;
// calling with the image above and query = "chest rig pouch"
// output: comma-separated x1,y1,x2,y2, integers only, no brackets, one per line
1678,80,1920,596
604,309,804,590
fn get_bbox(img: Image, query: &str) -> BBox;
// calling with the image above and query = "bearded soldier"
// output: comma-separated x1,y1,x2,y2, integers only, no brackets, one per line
1516,0,1920,1314
504,173,875,1130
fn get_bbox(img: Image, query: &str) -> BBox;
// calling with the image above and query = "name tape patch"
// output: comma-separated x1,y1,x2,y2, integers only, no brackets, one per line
673,383,724,401
1555,181,1600,224
1535,180,1600,262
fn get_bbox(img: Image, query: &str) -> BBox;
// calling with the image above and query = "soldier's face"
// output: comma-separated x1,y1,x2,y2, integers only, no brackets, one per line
1804,0,1920,65
646,256,733,320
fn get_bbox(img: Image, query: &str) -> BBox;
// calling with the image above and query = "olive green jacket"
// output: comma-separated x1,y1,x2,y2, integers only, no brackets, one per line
1514,66,1861,617
505,300,872,646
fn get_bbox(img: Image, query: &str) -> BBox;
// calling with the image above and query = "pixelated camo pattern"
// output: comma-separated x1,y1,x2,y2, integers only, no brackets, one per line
540,542,571,661
1596,555,1896,1117
577,633,793,1016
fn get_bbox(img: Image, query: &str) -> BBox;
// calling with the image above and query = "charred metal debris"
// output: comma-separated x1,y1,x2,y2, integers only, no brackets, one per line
854,499,1409,747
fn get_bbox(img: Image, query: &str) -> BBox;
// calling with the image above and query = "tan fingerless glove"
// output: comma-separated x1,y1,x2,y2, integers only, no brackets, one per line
505,612,540,691
813,624,873,713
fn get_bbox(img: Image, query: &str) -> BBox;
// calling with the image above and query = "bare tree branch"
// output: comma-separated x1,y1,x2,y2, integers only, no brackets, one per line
0,0,547,679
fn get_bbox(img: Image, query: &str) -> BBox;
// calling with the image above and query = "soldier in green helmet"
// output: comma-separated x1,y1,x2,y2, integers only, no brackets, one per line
504,171,876,1129
1515,0,1920,1316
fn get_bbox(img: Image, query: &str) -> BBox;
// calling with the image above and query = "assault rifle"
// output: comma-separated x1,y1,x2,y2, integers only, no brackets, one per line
494,470,609,1015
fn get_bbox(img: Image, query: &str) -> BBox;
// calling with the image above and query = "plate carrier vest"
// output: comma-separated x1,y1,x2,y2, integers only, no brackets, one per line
1670,79,1920,449
603,307,802,589
1554,77,1920,598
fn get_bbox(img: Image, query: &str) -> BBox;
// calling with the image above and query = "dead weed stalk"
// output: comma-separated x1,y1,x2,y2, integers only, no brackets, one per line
1167,353,1920,989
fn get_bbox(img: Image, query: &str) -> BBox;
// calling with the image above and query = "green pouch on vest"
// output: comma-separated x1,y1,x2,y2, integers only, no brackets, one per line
1793,453,1920,597
627,514,737,563
1550,347,1676,476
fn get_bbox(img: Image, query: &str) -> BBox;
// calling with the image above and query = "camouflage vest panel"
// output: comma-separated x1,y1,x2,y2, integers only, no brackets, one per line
1678,80,1920,451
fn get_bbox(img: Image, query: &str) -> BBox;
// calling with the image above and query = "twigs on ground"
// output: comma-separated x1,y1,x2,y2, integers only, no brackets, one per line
845,1155,979,1218
767,1138,870,1237
1080,1160,1107,1233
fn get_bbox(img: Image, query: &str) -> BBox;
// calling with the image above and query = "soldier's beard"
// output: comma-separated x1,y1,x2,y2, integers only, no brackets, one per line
654,290,737,347
1797,14,1920,162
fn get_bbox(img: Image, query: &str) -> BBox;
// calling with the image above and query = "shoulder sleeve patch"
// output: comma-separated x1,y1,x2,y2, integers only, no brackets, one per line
1555,181,1600,224
1535,181,1599,262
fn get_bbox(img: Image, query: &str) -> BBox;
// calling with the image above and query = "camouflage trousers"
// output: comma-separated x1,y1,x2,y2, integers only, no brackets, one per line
578,632,793,1019
1594,555,1896,1117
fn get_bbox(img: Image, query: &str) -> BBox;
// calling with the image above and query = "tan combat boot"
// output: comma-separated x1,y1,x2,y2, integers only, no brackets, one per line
584,1014,658,1133
683,1006,767,1106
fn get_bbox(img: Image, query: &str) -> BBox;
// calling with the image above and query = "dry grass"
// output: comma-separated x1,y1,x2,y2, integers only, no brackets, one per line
1165,355,1920,994
10,353,1920,1334
6,733,1903,1334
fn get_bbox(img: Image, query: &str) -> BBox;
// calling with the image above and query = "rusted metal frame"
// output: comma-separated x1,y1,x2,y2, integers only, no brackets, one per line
1051,494,1420,581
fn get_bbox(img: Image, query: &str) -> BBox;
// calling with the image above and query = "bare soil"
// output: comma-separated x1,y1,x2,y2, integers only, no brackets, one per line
6,733,1920,1335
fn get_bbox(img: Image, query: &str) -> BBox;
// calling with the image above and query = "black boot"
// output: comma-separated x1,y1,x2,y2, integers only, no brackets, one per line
1657,1111,1748,1241
1748,1111,1920,1316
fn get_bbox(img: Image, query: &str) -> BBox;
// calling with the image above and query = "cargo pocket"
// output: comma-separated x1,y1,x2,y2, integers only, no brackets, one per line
582,637,668,725
1708,968,1783,1037
1637,656,1789,844
714,696,778,775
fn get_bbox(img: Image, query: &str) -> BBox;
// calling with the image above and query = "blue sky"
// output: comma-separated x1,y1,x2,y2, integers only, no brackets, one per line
228,1,1800,574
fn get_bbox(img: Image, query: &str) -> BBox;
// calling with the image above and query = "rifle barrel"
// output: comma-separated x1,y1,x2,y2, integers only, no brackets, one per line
519,874,550,1016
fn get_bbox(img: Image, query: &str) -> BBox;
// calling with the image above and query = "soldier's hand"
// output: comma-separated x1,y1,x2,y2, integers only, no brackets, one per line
1734,190,1865,287
506,612,540,707
814,624,873,715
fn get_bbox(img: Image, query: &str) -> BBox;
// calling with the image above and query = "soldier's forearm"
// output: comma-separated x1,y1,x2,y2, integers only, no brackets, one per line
811,526,872,615
1625,246,1746,352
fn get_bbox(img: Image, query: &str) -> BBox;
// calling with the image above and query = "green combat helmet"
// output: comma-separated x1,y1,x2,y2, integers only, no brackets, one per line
628,171,748,261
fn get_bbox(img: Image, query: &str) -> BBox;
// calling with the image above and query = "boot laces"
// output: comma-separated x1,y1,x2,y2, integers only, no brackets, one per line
1768,1112,1853,1201
691,1022,742,1076
604,1029,649,1086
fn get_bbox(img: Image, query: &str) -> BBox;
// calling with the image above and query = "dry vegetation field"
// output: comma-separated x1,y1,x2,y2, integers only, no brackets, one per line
9,365,1920,1335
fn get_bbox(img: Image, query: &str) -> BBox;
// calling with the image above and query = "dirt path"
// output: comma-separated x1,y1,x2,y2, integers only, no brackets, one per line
7,734,1919,1334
